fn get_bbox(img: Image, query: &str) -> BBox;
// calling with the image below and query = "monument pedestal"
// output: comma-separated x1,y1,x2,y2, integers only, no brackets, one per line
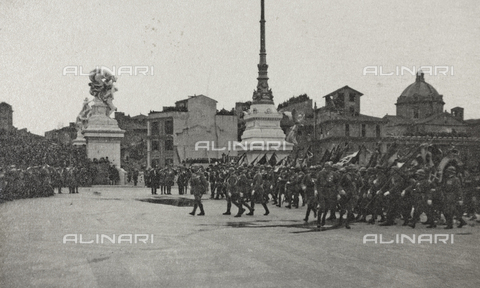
83,99,125,168
72,130,87,146
240,103,293,164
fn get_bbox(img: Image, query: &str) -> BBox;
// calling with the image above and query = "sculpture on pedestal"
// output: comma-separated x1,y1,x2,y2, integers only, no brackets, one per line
75,97,92,131
283,109,305,146
88,68,118,116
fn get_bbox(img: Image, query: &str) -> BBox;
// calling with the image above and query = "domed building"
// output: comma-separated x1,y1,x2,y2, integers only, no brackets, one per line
396,71,445,119
384,71,468,137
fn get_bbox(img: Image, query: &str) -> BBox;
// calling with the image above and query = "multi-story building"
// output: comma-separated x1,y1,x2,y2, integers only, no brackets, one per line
313,86,387,160
114,112,148,169
147,95,237,168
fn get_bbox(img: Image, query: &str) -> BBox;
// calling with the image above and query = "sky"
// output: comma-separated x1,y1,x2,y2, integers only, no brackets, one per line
1,0,479,135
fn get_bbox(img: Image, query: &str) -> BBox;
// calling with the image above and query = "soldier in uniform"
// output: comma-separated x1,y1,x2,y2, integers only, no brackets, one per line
441,166,466,229
150,167,159,195
316,162,336,227
337,165,360,229
189,165,208,216
303,166,317,222
284,168,296,209
263,166,276,204
408,169,434,228
237,167,254,216
295,167,306,208
52,167,64,194
326,163,340,221
379,166,408,226
223,167,237,215
249,166,269,216
133,169,139,186
208,167,217,199
165,167,175,195
157,168,164,194
177,167,186,195
215,166,227,199
367,167,388,224
276,168,288,207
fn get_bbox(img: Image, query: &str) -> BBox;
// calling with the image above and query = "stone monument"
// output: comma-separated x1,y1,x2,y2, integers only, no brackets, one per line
82,68,125,168
240,0,293,163
72,97,92,146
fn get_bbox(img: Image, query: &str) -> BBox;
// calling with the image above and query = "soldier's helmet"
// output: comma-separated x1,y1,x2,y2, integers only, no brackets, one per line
359,167,367,173
415,169,426,178
445,166,456,175
339,167,347,173
191,165,199,173
324,162,333,169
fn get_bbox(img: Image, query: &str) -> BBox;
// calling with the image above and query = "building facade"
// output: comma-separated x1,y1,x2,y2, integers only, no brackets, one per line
313,86,387,160
44,123,77,145
147,95,237,168
0,102,13,131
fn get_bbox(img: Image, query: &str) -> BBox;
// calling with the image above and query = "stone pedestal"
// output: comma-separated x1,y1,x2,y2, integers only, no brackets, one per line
240,103,293,164
72,130,87,146
83,99,125,168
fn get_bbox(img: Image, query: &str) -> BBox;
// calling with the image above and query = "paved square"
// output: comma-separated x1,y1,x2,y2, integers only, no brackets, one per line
1,187,479,288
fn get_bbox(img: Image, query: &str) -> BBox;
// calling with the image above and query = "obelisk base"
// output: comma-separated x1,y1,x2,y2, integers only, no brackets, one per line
240,103,293,164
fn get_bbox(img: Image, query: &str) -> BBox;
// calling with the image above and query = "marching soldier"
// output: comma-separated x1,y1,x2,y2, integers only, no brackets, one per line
276,168,288,207
250,166,270,216
189,165,208,216
316,162,337,227
408,169,434,228
337,165,359,229
237,168,254,216
441,166,466,229
223,167,237,215
303,166,317,222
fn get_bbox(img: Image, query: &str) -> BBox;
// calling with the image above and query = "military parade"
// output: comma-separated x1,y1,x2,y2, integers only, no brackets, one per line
135,142,480,232
2,0,480,286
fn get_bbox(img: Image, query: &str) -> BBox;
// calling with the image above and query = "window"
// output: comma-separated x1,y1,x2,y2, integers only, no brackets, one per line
349,93,355,102
165,139,173,151
345,124,350,137
334,93,345,109
151,159,160,168
151,121,159,135
165,120,173,135
413,108,419,119
349,106,355,116
152,140,159,151
376,125,381,138
361,124,366,137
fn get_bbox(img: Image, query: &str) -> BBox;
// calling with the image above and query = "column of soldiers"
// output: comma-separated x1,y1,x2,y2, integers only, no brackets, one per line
201,161,480,229
145,166,179,195
0,163,90,201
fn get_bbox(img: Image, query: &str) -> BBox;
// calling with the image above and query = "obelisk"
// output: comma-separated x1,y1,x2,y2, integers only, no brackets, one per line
240,0,293,164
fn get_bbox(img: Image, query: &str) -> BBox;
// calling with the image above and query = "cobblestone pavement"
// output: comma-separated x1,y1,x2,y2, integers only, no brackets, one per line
1,186,479,288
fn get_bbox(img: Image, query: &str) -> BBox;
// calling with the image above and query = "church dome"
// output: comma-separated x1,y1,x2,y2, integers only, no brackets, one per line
400,72,440,98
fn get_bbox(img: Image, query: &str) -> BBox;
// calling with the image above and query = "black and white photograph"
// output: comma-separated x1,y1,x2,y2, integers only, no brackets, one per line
1,0,479,287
